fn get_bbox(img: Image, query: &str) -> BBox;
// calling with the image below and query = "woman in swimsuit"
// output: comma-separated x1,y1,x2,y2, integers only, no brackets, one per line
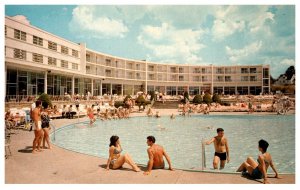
236,139,281,184
41,106,51,149
106,135,140,172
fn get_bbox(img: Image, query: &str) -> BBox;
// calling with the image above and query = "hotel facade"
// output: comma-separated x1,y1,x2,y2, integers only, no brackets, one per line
5,16,271,99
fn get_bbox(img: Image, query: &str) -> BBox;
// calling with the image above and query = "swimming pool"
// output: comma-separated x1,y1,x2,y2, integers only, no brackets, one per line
51,114,295,173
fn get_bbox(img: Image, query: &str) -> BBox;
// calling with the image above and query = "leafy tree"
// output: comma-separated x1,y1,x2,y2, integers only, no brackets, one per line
202,93,212,105
193,94,203,104
38,93,52,108
135,95,146,111
285,66,295,80
212,94,221,104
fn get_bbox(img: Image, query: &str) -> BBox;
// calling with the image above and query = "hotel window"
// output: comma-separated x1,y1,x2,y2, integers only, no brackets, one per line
136,73,141,79
14,49,26,60
170,75,177,81
32,53,43,63
250,76,257,81
61,60,68,68
193,76,200,81
14,29,26,41
250,68,257,73
158,74,163,81
179,67,184,73
136,64,140,70
179,75,184,81
33,36,43,46
263,79,269,86
149,74,154,80
105,69,112,77
177,86,185,95
5,25,7,36
225,76,232,82
216,68,223,74
61,46,69,55
241,76,248,81
148,65,154,71
263,68,269,78
202,76,208,82
194,68,200,73
128,72,133,79
72,49,79,57
72,63,78,70
217,76,223,81
225,68,231,74
202,68,206,73
48,57,57,66
86,54,91,62
241,68,249,73
48,41,57,51
106,59,111,66
170,67,177,73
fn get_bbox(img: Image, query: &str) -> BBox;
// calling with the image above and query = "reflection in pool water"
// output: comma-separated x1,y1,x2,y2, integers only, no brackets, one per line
51,115,295,173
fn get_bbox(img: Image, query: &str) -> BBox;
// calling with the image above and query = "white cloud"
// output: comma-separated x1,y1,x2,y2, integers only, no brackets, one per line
212,18,245,41
226,41,262,62
69,6,128,38
138,23,205,64
211,6,274,41
280,58,295,66
12,15,30,25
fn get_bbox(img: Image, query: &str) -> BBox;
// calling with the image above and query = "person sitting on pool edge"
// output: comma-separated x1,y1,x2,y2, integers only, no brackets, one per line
236,139,281,184
106,135,141,172
144,136,174,175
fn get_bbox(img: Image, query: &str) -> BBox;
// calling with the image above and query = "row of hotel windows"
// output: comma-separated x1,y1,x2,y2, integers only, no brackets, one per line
87,56,260,75
86,53,261,74
13,48,78,70
90,67,259,82
7,27,79,58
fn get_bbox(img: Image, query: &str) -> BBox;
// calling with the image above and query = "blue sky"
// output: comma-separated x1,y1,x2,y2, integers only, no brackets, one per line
5,5,295,78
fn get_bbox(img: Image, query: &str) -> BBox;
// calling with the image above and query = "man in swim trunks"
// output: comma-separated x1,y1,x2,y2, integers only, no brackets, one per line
32,100,43,153
205,128,230,169
144,136,174,175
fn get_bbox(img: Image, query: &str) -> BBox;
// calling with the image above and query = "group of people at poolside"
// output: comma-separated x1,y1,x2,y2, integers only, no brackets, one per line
87,106,132,125
206,128,281,183
106,128,281,184
179,103,211,116
106,135,174,175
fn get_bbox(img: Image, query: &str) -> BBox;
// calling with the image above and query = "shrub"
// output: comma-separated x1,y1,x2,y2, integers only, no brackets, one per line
193,94,203,104
38,93,52,108
202,93,212,105
212,94,221,104
114,101,124,108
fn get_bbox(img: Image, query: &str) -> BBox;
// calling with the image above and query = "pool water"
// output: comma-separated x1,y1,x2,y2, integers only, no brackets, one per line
51,114,295,173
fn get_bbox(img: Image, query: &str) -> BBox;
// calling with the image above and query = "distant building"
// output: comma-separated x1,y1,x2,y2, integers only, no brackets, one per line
274,74,295,85
5,15,271,99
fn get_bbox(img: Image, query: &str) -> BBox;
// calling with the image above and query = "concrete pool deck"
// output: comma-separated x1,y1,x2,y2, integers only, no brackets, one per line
5,110,295,184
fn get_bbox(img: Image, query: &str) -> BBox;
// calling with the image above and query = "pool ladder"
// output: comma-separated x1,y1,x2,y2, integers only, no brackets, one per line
201,138,206,170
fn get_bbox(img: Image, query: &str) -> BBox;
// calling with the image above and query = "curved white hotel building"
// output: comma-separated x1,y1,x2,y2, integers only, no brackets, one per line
5,16,270,99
